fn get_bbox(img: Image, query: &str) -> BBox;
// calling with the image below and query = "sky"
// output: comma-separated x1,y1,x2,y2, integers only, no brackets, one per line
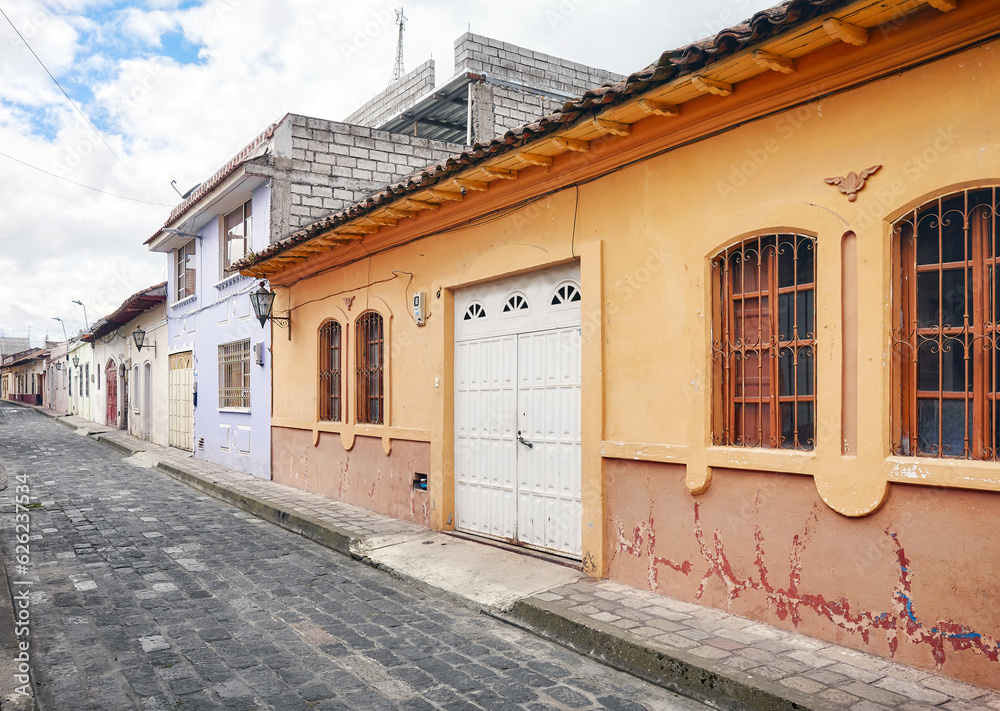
0,0,777,345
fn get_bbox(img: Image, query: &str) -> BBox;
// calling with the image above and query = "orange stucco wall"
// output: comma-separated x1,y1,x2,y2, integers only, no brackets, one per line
261,4,1000,686
605,459,1000,687
272,428,431,527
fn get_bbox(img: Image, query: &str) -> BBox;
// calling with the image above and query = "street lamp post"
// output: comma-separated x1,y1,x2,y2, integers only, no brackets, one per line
72,300,89,330
52,317,68,359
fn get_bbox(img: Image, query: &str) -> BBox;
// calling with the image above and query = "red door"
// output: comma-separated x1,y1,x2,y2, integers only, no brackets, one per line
106,361,117,426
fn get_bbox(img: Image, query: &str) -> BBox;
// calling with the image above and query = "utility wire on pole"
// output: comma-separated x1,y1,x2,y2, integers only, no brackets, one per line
0,6,168,210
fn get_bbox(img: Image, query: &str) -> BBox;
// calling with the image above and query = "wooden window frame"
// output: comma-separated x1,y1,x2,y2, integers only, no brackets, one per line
356,311,384,425
318,320,343,422
218,339,251,411
892,187,1000,460
176,240,197,301
712,233,817,450
223,199,252,275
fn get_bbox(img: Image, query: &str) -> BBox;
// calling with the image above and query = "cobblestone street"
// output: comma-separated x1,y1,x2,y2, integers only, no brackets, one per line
0,402,707,711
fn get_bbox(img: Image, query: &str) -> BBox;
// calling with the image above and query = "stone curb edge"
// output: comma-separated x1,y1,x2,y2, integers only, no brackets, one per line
0,513,38,711
23,404,825,710
491,598,826,711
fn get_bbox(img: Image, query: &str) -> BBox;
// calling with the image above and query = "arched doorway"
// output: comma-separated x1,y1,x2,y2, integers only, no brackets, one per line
105,359,117,427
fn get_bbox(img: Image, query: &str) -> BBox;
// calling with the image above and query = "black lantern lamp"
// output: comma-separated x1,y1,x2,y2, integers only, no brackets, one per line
250,282,290,337
54,361,63,371
72,355,80,367
131,327,156,353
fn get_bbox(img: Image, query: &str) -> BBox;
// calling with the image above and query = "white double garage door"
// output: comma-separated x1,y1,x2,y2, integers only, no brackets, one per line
454,263,582,558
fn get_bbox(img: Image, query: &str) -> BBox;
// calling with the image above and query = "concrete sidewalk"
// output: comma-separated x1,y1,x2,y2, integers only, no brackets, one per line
25,405,1000,711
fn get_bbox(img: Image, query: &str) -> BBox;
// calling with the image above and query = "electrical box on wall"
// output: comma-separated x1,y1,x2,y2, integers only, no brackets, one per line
253,342,265,366
412,291,426,326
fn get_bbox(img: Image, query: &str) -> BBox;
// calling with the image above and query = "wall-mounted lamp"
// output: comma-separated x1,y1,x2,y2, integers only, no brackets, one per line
54,361,63,371
249,282,290,339
72,355,80,367
131,327,156,353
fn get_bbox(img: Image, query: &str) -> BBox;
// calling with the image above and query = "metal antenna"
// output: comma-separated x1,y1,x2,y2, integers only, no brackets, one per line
390,7,406,85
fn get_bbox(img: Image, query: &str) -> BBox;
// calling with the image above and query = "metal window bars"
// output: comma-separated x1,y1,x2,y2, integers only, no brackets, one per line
318,320,342,422
218,339,251,409
891,187,999,460
356,311,384,425
712,233,816,450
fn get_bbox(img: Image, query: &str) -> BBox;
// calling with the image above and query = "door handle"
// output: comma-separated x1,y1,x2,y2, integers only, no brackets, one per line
517,431,533,448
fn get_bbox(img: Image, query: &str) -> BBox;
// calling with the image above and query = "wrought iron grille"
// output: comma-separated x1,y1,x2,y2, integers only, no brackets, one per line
218,339,251,409
318,320,342,422
891,187,1000,460
356,311,384,425
712,233,816,450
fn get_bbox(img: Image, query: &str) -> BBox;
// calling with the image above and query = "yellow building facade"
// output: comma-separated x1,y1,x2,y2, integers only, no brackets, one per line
244,0,1000,687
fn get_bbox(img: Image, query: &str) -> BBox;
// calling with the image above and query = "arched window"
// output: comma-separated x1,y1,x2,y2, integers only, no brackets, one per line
356,311,384,425
892,187,1000,460
712,233,816,450
319,320,342,422
551,282,581,306
502,292,529,314
463,302,487,320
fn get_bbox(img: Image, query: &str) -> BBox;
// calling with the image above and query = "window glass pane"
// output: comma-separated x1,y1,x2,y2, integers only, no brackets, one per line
778,293,794,342
797,289,814,341
918,337,968,393
735,351,772,398
780,401,815,450
917,398,970,457
916,208,940,265
734,297,769,344
796,237,815,286
737,402,770,447
917,339,939,392
778,349,793,397
940,268,968,328
777,235,796,288
940,195,967,264
917,271,939,328
796,347,814,396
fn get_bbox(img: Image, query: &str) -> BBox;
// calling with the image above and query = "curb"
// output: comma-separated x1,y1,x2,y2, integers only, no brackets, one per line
33,408,821,710
493,599,824,711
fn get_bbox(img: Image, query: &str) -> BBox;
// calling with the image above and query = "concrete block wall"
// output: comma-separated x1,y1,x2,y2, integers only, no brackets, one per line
491,84,564,136
455,33,622,97
269,114,465,239
344,60,436,130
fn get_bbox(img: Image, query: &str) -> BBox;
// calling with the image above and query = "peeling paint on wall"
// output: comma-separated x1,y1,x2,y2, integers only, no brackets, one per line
615,494,1000,670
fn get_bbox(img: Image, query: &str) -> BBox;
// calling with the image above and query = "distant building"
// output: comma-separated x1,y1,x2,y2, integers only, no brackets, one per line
0,337,30,357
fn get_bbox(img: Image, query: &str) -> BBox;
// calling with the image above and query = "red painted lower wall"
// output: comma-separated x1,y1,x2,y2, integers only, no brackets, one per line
605,459,1000,689
271,428,431,527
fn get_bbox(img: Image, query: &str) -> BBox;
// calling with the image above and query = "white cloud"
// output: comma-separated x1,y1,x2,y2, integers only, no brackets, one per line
0,0,776,343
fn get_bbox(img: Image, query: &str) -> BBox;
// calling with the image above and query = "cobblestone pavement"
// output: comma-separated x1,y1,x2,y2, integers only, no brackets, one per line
0,403,708,711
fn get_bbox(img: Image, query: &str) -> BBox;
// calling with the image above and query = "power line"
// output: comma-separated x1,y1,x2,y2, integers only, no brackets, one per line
0,151,164,206
0,4,168,210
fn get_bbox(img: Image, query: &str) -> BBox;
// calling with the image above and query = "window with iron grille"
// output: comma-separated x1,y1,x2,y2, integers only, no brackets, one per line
223,200,252,274
85,363,90,397
176,240,197,300
712,233,816,450
356,311,384,425
892,187,1000,460
319,320,342,422
218,339,251,410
